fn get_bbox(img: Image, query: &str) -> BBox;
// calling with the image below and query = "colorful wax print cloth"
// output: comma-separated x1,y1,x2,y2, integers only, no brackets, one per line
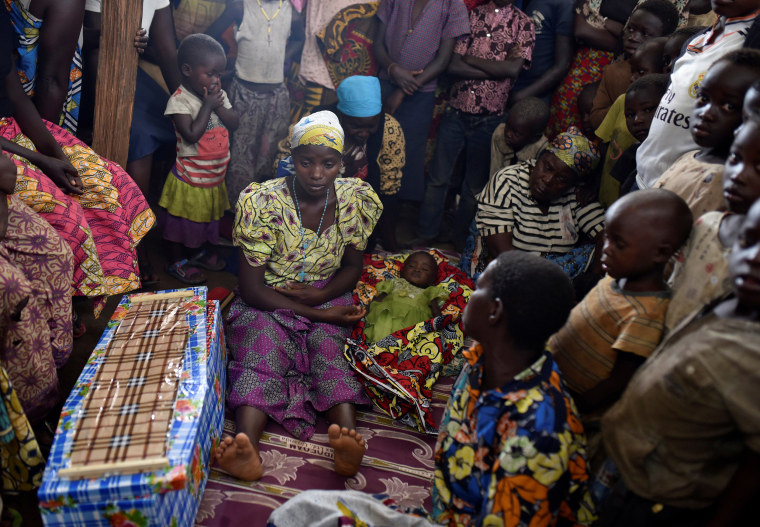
1,118,155,308
226,279,371,441
5,0,83,132
0,366,45,492
432,345,596,526
345,250,474,433
316,2,380,89
233,177,381,286
0,195,73,424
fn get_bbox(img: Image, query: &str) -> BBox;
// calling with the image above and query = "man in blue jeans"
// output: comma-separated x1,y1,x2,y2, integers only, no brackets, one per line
417,0,534,250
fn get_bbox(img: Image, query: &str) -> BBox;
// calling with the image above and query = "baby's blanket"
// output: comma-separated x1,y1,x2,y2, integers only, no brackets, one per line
344,250,474,433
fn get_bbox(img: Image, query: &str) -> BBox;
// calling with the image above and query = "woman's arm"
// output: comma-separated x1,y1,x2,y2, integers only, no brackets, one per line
373,19,422,95
510,35,574,102
413,37,457,88
485,231,514,258
573,13,622,51
3,69,83,194
148,6,180,93
32,0,86,123
274,247,364,306
238,252,365,325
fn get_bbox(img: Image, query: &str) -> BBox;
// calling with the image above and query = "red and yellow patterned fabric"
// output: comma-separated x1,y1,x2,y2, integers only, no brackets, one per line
1,118,155,312
345,250,474,433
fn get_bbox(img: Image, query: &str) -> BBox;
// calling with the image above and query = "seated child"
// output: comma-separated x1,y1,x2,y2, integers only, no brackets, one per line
596,41,668,206
610,74,671,197
662,25,707,74
654,50,760,219
665,81,760,332
159,34,239,284
363,251,449,343
589,0,679,129
489,97,550,177
550,189,693,414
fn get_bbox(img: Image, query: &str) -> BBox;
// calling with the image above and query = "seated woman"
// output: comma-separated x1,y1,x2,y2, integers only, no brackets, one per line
0,9,155,311
268,252,595,526
274,75,405,249
464,127,605,280
0,153,72,446
217,111,382,481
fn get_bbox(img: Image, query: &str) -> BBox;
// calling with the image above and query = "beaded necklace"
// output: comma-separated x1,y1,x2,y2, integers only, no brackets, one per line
256,0,284,46
291,177,330,282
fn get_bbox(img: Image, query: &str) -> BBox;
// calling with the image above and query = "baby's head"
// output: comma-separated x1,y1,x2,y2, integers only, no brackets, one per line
602,189,693,280
729,197,760,313
622,0,680,58
629,37,667,81
625,73,670,142
663,26,706,73
177,34,227,98
577,82,600,139
723,113,760,215
401,251,438,288
502,97,550,151
691,50,760,155
744,80,760,123
463,251,574,351
530,127,600,202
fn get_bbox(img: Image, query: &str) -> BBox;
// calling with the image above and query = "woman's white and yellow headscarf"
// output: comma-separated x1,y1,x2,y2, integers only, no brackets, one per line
291,110,345,154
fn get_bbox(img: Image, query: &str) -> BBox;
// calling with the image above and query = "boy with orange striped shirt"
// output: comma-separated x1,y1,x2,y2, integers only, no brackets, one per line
549,189,692,414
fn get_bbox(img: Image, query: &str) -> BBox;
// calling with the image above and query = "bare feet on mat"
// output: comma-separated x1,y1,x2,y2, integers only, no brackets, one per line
215,433,263,481
328,424,366,477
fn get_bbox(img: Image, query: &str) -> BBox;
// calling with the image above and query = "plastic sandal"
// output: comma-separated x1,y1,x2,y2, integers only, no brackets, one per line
166,259,207,285
188,250,227,271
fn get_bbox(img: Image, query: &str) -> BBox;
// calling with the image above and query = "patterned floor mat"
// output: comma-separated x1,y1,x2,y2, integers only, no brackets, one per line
194,376,456,526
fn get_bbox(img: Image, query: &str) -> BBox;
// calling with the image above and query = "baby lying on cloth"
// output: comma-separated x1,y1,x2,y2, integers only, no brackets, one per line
364,251,449,343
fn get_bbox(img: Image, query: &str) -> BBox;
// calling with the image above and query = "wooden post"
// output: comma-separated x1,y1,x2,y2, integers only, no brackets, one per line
91,0,143,167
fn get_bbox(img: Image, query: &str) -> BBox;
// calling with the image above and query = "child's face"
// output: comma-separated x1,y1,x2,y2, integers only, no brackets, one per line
691,61,755,150
182,52,226,98
743,86,760,123
625,88,661,142
723,120,760,214
529,152,577,202
729,199,760,310
629,43,663,82
711,0,760,18
291,144,342,198
622,9,665,58
503,113,540,150
601,203,662,279
401,253,438,288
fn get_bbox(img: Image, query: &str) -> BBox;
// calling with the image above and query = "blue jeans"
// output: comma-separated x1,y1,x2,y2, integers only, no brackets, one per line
418,107,503,244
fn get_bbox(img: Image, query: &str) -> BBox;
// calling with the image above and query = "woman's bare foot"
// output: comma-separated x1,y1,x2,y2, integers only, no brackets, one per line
328,424,366,477
215,433,263,481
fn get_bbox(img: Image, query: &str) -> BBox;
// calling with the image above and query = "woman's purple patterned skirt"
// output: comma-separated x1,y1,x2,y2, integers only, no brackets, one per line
225,282,370,440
